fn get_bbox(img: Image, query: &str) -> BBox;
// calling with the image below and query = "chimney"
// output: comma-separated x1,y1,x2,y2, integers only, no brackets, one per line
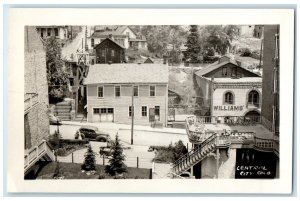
108,34,113,39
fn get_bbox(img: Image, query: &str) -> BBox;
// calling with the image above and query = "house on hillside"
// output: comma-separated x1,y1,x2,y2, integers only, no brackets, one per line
254,25,264,39
194,56,262,118
94,38,125,64
36,26,69,46
88,26,147,50
237,25,255,37
84,64,169,126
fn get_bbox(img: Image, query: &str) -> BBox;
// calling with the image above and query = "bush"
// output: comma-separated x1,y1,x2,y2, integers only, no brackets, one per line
47,130,61,150
98,174,106,179
240,48,252,57
56,148,66,156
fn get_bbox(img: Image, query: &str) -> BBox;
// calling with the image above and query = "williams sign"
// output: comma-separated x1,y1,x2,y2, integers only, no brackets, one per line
214,105,244,111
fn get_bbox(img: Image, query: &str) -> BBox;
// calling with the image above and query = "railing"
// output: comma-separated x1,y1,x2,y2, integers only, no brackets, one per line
253,137,277,153
24,93,39,112
24,140,55,173
172,133,218,174
186,115,261,127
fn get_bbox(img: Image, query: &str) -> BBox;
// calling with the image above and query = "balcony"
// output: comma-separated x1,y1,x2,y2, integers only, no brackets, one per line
185,115,279,155
24,93,39,113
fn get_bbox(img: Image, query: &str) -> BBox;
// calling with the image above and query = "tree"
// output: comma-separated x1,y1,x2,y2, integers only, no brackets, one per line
185,25,201,64
82,145,96,171
45,36,69,103
105,134,127,176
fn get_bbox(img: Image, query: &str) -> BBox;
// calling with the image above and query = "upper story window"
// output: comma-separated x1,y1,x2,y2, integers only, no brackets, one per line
98,86,104,98
115,86,121,97
142,106,147,117
150,85,155,96
47,29,51,37
111,50,115,57
101,50,105,57
224,92,234,104
40,29,44,38
134,86,139,96
54,28,59,37
231,67,237,77
91,38,95,48
248,90,259,106
129,106,134,117
222,67,227,76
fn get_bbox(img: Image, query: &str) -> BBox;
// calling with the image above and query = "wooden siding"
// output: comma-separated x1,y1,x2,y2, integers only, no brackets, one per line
204,63,259,78
95,38,125,64
87,84,168,126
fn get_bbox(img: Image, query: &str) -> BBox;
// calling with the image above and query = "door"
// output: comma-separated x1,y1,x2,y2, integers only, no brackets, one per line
107,108,114,122
100,108,114,122
155,106,160,121
100,108,107,122
93,108,100,122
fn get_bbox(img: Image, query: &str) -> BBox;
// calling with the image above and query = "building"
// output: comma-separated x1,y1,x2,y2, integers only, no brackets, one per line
36,26,69,46
84,64,169,126
194,56,262,117
24,26,55,177
261,25,280,136
88,26,147,50
24,26,50,150
238,25,255,37
254,25,264,39
94,38,125,64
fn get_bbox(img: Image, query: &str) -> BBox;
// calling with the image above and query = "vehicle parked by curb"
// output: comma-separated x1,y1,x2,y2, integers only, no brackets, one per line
74,125,111,142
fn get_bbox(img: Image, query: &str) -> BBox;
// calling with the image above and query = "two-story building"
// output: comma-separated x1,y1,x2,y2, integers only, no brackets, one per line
36,26,69,47
88,26,147,50
84,64,169,126
194,56,262,119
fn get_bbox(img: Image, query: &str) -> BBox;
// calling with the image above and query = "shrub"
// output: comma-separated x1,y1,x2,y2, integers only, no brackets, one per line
98,174,106,179
56,148,66,156
240,48,252,57
81,145,96,171
47,130,61,150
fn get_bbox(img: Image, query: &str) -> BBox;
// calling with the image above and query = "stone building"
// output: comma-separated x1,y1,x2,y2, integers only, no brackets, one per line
24,26,50,150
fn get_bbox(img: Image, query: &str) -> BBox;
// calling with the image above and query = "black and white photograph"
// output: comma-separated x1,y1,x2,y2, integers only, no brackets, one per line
7,8,294,194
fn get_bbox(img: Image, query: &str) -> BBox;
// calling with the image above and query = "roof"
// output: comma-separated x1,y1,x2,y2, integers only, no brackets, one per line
94,38,125,49
129,38,147,42
92,31,126,38
84,64,169,85
195,61,259,77
213,77,262,83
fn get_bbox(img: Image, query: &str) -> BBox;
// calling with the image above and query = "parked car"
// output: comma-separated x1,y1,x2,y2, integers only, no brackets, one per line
75,125,111,142
49,114,61,125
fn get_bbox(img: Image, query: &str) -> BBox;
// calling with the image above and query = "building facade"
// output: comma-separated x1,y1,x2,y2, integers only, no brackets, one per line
261,25,280,135
24,26,50,150
88,26,147,50
194,56,261,117
254,25,264,39
94,38,125,64
36,26,69,40
84,64,169,126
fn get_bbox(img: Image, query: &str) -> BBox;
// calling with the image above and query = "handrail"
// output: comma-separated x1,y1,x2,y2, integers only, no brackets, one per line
186,115,261,126
24,140,55,172
24,93,39,112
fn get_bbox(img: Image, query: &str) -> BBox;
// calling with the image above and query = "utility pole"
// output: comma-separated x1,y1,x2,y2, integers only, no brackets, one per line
131,85,134,145
259,38,263,70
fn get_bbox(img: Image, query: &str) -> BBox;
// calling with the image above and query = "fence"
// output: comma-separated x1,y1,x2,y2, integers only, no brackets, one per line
57,152,153,169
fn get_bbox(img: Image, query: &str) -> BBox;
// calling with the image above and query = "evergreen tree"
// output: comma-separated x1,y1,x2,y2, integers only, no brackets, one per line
185,25,201,64
82,145,96,171
45,36,68,103
105,134,127,176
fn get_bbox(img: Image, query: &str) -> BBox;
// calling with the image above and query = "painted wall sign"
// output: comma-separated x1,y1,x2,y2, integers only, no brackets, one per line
214,105,244,111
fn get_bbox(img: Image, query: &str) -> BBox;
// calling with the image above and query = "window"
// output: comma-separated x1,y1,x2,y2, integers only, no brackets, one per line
224,92,234,104
47,29,51,37
231,67,237,77
91,38,94,48
142,106,147,117
248,90,259,106
93,108,100,114
111,50,115,57
134,86,138,96
55,28,59,37
155,106,160,121
98,86,103,97
222,67,227,76
69,78,74,86
150,85,155,96
101,50,105,57
101,108,107,114
129,106,134,117
72,65,77,76
108,108,114,114
115,86,121,97
40,29,44,38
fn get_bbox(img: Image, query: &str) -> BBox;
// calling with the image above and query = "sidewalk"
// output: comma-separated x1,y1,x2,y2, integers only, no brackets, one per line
61,121,187,135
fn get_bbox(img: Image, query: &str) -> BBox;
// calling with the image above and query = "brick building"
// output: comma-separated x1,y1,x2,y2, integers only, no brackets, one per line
194,56,261,117
24,26,50,150
84,64,169,126
261,25,280,135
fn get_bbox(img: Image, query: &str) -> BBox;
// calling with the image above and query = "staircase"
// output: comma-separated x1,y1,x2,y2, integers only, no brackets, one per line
172,133,228,176
24,140,55,174
54,101,72,121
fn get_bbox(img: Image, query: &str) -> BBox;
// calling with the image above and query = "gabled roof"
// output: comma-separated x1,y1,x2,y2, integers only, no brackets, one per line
91,31,126,38
94,38,125,49
195,61,259,77
84,64,169,85
115,26,137,36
